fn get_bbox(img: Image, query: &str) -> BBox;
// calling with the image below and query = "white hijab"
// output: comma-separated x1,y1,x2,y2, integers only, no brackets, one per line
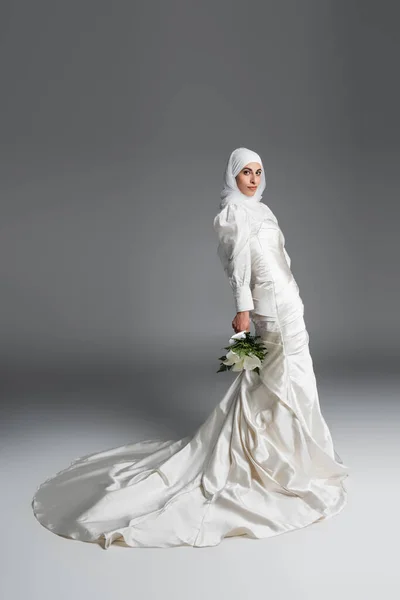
219,146,277,223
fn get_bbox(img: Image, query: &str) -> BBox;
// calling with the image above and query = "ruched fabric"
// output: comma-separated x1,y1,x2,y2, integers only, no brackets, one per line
31,220,349,549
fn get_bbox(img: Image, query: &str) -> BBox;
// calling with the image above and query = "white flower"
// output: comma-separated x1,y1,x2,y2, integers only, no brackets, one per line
222,349,242,366
223,349,262,372
231,358,245,371
228,330,248,345
242,353,262,371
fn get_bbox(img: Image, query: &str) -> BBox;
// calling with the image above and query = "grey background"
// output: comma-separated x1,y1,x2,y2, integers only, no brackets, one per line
1,0,398,371
1,1,399,599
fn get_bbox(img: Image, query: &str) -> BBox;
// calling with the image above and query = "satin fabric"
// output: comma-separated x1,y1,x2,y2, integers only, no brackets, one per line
31,214,349,549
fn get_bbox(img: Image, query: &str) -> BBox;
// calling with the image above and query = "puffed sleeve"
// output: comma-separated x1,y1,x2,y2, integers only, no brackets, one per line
213,203,254,313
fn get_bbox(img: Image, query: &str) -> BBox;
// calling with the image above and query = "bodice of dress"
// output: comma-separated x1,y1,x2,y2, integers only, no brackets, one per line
213,202,294,314
250,221,293,290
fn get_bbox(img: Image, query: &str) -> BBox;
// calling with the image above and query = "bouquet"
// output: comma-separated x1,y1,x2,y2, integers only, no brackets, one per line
217,330,268,375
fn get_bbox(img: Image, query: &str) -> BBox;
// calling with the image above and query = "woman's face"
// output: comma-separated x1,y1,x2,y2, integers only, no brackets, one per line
235,162,262,197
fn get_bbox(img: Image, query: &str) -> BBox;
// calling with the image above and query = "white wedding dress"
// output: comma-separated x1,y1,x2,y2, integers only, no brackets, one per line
32,206,349,549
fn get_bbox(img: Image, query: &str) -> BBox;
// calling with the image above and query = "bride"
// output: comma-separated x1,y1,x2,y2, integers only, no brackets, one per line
32,147,349,549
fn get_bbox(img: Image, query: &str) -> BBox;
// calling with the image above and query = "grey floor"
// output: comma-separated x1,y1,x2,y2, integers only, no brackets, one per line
1,362,398,600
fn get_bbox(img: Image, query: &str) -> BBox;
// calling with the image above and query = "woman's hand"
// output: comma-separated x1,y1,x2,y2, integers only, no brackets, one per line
232,311,251,334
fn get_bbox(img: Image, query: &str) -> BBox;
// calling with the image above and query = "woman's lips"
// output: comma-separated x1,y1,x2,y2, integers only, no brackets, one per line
248,186,257,190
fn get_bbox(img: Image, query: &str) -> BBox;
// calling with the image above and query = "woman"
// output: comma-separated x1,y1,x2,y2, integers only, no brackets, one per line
31,147,349,549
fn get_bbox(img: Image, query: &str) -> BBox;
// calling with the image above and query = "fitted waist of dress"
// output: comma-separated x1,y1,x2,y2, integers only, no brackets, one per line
250,231,293,292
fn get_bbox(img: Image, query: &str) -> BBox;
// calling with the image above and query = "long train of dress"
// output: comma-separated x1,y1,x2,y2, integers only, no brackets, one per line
31,292,349,549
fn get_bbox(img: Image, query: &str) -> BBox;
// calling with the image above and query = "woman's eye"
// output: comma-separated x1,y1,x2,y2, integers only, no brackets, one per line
242,169,261,176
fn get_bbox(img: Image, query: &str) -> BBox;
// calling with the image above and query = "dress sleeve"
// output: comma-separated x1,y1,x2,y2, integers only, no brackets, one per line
283,247,292,269
213,203,254,313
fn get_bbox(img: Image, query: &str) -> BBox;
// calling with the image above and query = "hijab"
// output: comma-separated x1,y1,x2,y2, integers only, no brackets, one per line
218,146,277,223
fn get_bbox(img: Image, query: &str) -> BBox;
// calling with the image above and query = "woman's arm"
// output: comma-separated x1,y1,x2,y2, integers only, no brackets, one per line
213,203,254,314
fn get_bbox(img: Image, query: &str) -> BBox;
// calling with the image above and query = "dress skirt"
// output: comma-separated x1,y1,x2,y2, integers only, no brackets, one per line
31,275,349,549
